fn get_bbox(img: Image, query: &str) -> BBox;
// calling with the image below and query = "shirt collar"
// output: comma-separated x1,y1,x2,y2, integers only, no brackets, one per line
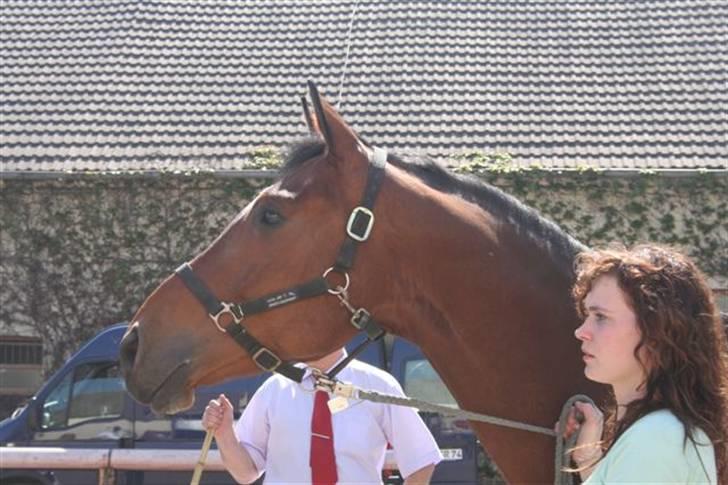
300,348,349,382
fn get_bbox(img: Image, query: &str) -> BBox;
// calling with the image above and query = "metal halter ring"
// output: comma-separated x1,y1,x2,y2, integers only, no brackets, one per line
323,267,350,295
208,302,243,333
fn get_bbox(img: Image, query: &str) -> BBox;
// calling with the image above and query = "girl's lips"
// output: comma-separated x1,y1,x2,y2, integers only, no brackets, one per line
582,352,595,361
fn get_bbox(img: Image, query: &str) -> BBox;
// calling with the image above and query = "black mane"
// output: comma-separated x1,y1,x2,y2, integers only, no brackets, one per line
280,138,585,272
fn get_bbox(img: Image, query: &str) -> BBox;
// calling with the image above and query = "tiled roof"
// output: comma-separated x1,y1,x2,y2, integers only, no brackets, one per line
1,0,726,172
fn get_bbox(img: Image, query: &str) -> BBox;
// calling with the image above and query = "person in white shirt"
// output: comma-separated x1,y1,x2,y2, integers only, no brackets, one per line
202,348,442,484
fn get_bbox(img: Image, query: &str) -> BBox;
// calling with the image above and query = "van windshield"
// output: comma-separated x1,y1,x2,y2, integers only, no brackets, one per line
41,361,124,429
403,359,456,407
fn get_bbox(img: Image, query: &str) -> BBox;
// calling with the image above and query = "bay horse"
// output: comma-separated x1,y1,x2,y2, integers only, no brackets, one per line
120,83,603,483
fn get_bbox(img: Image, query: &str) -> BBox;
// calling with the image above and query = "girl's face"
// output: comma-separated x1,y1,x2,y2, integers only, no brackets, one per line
575,275,647,399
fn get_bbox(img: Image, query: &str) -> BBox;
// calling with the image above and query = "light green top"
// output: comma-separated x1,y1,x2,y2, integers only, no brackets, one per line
585,409,716,484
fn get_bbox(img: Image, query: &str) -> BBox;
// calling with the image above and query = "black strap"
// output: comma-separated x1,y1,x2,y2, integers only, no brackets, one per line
350,309,385,341
232,278,329,317
327,326,384,379
225,322,305,382
175,263,308,382
335,147,387,270
175,263,224,316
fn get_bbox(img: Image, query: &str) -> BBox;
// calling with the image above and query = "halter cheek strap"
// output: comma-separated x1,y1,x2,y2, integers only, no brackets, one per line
176,265,326,382
174,147,388,383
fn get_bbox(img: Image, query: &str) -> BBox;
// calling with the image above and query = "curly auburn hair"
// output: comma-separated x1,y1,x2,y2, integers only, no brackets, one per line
572,244,728,481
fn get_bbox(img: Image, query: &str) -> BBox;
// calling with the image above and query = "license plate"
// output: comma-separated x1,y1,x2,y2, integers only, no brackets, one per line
440,448,463,461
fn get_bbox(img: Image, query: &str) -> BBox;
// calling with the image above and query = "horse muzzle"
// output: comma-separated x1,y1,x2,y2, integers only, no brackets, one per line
120,322,195,413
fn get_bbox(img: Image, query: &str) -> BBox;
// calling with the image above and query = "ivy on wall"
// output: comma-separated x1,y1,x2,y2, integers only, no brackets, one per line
1,153,726,376
452,152,727,279
0,176,263,374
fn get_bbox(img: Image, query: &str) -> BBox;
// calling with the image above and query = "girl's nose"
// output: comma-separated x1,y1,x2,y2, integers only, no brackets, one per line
574,321,589,341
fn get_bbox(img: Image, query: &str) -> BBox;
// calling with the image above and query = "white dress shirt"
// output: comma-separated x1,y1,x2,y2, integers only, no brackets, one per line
234,354,443,484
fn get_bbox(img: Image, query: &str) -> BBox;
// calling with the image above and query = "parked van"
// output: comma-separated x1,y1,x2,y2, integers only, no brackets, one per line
0,323,486,484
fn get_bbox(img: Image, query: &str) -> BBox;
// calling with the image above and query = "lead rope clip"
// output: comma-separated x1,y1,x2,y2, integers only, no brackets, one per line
313,371,357,414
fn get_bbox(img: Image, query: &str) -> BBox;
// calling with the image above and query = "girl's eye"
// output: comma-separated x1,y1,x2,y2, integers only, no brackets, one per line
261,208,283,226
594,313,607,323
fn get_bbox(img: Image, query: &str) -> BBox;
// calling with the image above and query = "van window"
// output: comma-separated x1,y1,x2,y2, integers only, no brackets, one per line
41,361,125,429
41,370,72,429
403,359,456,407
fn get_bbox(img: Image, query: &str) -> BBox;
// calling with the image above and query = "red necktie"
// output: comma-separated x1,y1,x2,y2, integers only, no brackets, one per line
310,390,338,484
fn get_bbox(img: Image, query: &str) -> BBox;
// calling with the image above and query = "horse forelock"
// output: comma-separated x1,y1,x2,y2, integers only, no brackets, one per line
278,136,327,179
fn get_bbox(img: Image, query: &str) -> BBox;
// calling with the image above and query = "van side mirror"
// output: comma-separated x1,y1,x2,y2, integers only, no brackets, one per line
26,401,40,430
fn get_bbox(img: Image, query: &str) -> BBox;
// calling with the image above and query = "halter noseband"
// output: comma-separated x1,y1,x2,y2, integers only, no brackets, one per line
174,147,388,382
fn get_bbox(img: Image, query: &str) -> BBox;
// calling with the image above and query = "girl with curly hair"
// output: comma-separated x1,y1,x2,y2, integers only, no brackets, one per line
564,244,727,483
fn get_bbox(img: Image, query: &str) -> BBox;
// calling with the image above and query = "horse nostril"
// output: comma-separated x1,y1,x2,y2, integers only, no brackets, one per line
120,325,139,377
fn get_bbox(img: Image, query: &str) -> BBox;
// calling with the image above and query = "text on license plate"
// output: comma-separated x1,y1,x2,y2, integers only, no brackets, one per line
440,448,463,461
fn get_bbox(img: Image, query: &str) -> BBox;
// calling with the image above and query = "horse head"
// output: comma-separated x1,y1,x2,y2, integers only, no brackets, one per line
120,84,399,414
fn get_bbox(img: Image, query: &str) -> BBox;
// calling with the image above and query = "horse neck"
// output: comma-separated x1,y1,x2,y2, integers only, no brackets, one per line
374,171,594,482
384,190,583,412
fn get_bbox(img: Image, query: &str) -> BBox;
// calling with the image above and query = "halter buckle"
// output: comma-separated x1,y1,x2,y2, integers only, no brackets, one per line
350,308,384,340
209,303,244,332
252,347,282,372
350,308,371,330
312,368,336,392
346,207,374,242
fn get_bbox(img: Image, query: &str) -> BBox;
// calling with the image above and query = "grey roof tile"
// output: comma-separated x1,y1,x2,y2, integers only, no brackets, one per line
1,0,727,172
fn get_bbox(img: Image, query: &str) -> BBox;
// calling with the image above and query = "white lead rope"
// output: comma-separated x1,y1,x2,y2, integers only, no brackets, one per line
328,380,557,435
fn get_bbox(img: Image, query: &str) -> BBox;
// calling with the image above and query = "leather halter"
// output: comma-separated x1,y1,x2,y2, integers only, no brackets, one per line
175,147,388,383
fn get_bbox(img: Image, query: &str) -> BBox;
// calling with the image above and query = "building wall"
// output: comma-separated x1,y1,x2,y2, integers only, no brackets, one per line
0,172,726,399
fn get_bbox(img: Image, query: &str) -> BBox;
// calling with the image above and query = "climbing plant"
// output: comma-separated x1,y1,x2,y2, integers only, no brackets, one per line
453,151,727,277
1,151,725,375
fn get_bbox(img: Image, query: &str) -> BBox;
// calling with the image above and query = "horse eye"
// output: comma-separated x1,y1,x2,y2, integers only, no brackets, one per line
261,208,283,226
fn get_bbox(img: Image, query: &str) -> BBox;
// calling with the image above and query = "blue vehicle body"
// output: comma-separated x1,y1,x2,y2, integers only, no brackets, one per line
0,324,482,484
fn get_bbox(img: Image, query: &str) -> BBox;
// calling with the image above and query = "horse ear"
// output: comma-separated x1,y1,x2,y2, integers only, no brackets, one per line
300,96,316,133
307,81,362,158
